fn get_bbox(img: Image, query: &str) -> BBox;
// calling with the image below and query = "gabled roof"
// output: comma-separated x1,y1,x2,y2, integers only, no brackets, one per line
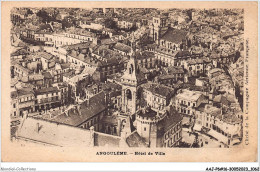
16,88,34,97
113,42,132,53
126,131,147,147
42,72,53,79
46,92,106,127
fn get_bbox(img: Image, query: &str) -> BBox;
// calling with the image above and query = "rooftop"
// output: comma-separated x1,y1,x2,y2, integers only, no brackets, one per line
35,87,59,95
176,89,202,101
17,116,92,147
113,42,132,53
142,82,175,97
45,92,106,127
126,131,147,147
161,28,188,44
136,106,158,118
158,107,182,133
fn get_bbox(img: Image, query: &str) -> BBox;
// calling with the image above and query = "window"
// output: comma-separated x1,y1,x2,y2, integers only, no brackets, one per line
144,127,146,131
13,103,16,108
14,111,16,117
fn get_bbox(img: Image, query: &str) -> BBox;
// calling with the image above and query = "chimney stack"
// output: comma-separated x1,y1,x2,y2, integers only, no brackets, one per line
49,112,52,119
89,126,95,147
117,119,121,137
36,122,40,133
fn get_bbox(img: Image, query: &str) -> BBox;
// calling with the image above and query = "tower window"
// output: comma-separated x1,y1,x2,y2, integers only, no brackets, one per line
129,64,134,74
126,89,132,100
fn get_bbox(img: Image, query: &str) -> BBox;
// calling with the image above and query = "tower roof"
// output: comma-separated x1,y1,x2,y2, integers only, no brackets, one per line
121,56,146,86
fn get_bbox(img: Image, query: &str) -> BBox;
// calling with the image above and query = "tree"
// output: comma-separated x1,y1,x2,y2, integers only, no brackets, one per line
104,18,117,29
37,10,50,23
26,9,33,16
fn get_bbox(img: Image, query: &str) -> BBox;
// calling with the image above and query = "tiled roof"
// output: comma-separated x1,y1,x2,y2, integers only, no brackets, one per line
158,107,182,132
94,132,121,147
42,72,53,79
60,63,71,69
161,28,188,44
175,50,191,57
37,51,55,61
11,91,18,99
164,66,184,75
11,48,28,56
66,28,96,37
222,113,242,124
61,42,97,51
17,117,92,147
204,105,221,118
137,107,158,118
113,42,132,53
126,131,147,147
47,92,106,127
134,51,155,60
17,88,34,96
176,89,202,101
35,87,59,95
142,82,175,97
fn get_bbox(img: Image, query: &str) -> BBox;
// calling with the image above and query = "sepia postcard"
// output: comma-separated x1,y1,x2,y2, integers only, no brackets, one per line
1,1,258,162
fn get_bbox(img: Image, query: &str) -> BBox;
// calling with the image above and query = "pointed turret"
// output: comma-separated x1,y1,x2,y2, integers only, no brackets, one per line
121,56,146,86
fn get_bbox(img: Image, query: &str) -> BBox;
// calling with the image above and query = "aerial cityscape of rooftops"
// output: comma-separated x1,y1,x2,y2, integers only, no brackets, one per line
10,7,244,148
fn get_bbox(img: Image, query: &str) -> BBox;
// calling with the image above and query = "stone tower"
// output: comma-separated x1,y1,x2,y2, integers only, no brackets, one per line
120,57,146,115
135,106,167,148
150,12,169,44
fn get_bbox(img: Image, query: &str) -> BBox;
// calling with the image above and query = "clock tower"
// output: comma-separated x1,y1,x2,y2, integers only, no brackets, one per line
121,57,146,115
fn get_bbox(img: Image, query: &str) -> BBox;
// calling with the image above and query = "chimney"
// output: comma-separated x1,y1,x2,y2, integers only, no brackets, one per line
65,110,69,116
49,112,52,119
36,122,40,133
77,105,82,116
117,119,121,137
89,126,95,147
